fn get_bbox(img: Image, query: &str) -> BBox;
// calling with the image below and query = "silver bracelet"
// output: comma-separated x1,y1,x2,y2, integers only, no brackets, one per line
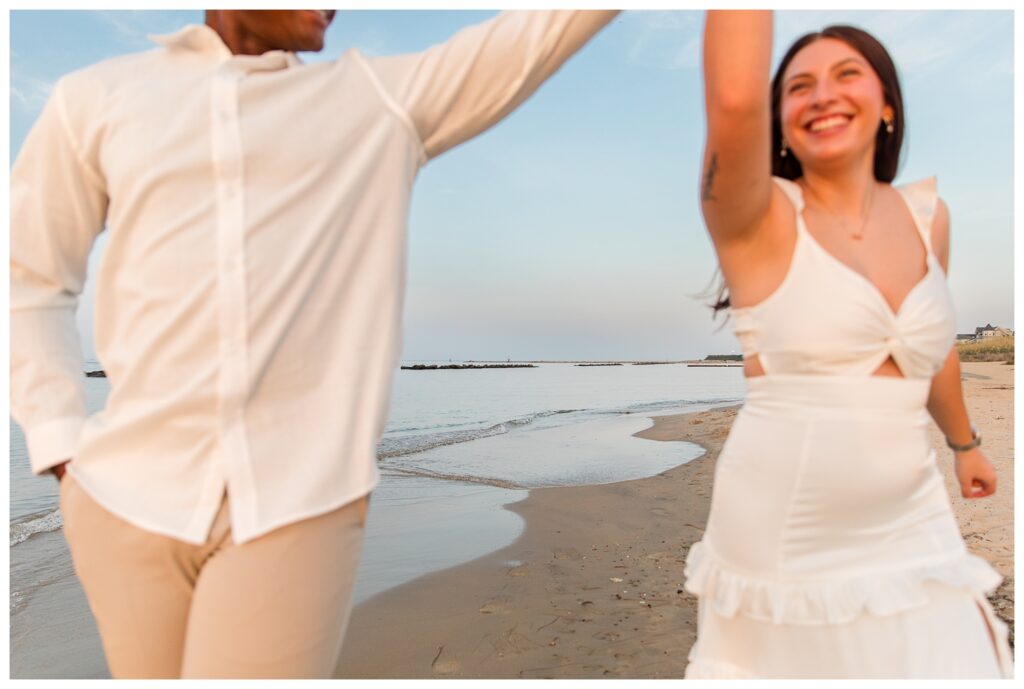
946,425,981,453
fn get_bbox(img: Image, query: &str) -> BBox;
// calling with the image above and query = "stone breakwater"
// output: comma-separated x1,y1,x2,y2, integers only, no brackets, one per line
401,364,537,370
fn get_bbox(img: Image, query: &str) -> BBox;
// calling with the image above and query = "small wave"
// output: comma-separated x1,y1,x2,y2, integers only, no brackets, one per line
10,508,62,547
385,420,483,434
385,466,527,490
11,589,25,616
378,409,582,460
613,397,743,415
375,403,740,460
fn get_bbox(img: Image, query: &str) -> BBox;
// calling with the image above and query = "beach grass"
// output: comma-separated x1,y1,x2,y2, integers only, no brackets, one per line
956,336,1014,363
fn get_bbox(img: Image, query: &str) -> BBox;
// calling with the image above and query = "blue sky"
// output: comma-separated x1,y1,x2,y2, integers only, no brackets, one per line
9,10,1015,360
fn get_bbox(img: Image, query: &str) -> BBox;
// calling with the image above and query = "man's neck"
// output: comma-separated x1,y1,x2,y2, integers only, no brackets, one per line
205,10,274,56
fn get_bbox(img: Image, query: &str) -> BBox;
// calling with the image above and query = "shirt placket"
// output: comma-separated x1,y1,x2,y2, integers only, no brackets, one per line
210,64,256,529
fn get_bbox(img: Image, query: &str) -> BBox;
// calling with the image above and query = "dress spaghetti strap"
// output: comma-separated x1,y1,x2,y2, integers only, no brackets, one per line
771,176,806,215
895,177,939,256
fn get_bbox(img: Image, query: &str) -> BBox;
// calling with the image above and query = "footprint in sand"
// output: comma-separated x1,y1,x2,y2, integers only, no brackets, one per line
553,548,582,561
479,600,512,614
431,647,461,675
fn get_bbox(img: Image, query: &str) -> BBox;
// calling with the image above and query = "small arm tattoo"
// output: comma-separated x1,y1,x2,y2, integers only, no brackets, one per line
701,153,719,202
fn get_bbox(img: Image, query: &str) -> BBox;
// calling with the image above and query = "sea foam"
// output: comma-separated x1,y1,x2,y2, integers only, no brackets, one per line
10,508,63,547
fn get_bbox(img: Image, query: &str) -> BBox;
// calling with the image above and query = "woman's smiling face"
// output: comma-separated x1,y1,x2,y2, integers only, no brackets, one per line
779,37,893,173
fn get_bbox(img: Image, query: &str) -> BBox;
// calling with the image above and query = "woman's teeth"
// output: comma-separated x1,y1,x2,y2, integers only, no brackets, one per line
809,115,849,132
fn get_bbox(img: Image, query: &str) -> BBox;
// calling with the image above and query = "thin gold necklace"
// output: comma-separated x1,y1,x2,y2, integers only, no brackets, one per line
804,182,875,241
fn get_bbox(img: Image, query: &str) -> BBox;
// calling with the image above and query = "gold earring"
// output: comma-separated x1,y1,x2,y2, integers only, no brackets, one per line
780,138,789,157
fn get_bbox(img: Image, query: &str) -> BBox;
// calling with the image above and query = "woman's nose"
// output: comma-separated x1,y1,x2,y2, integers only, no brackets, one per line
809,79,838,108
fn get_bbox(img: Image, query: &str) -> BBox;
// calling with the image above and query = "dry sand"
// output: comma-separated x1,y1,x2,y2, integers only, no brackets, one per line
937,362,1015,643
335,362,1015,678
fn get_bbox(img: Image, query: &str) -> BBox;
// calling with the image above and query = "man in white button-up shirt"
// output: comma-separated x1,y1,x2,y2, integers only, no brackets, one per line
11,9,618,678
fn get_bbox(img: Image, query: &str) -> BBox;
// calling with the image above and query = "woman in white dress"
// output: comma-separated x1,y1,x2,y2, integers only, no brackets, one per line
685,11,1013,678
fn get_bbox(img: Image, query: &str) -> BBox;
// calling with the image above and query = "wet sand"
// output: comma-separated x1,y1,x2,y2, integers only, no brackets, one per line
336,362,1015,678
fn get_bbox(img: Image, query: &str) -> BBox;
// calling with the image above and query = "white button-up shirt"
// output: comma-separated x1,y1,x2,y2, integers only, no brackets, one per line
10,11,617,544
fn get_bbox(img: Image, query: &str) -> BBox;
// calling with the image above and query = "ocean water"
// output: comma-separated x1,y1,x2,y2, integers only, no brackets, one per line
9,360,744,677
11,361,744,530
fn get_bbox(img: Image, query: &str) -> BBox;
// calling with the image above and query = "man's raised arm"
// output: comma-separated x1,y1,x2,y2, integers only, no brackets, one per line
366,10,619,161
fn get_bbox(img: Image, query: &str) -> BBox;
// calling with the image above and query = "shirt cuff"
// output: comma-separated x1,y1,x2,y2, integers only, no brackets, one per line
26,416,86,475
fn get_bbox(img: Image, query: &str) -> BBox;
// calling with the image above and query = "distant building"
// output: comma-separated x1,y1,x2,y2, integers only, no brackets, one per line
974,324,1013,339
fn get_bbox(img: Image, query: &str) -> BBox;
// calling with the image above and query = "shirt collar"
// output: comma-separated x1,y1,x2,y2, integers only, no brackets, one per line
148,24,302,69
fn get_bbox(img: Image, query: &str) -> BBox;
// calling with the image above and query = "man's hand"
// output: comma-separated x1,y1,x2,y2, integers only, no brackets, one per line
50,460,70,482
954,449,996,499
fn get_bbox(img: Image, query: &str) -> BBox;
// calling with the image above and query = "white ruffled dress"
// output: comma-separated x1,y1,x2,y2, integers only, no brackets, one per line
683,178,1014,679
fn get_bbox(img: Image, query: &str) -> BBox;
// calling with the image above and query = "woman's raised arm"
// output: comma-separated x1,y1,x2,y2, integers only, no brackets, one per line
700,10,774,244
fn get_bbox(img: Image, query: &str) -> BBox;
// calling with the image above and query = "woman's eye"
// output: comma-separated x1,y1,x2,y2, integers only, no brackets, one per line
788,82,809,94
839,68,860,78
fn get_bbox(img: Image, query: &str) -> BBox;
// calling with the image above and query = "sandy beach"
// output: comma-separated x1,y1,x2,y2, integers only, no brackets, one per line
335,361,1015,678
9,362,1012,678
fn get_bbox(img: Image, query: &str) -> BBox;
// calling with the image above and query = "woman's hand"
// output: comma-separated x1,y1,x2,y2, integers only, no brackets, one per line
953,448,996,499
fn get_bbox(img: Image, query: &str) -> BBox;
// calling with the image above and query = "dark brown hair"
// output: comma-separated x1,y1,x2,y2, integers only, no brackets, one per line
712,25,906,313
772,25,905,182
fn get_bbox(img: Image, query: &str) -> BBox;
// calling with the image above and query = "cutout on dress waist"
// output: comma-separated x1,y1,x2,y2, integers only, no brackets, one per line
743,354,765,378
870,355,906,378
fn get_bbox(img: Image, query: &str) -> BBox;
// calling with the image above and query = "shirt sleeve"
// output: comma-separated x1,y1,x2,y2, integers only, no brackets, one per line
10,77,109,474
367,10,618,161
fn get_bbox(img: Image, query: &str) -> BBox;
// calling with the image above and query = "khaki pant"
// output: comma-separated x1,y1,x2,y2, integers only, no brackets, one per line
60,474,368,678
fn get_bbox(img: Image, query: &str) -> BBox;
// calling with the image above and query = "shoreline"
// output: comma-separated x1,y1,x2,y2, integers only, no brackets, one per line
336,362,1015,678
335,405,739,678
